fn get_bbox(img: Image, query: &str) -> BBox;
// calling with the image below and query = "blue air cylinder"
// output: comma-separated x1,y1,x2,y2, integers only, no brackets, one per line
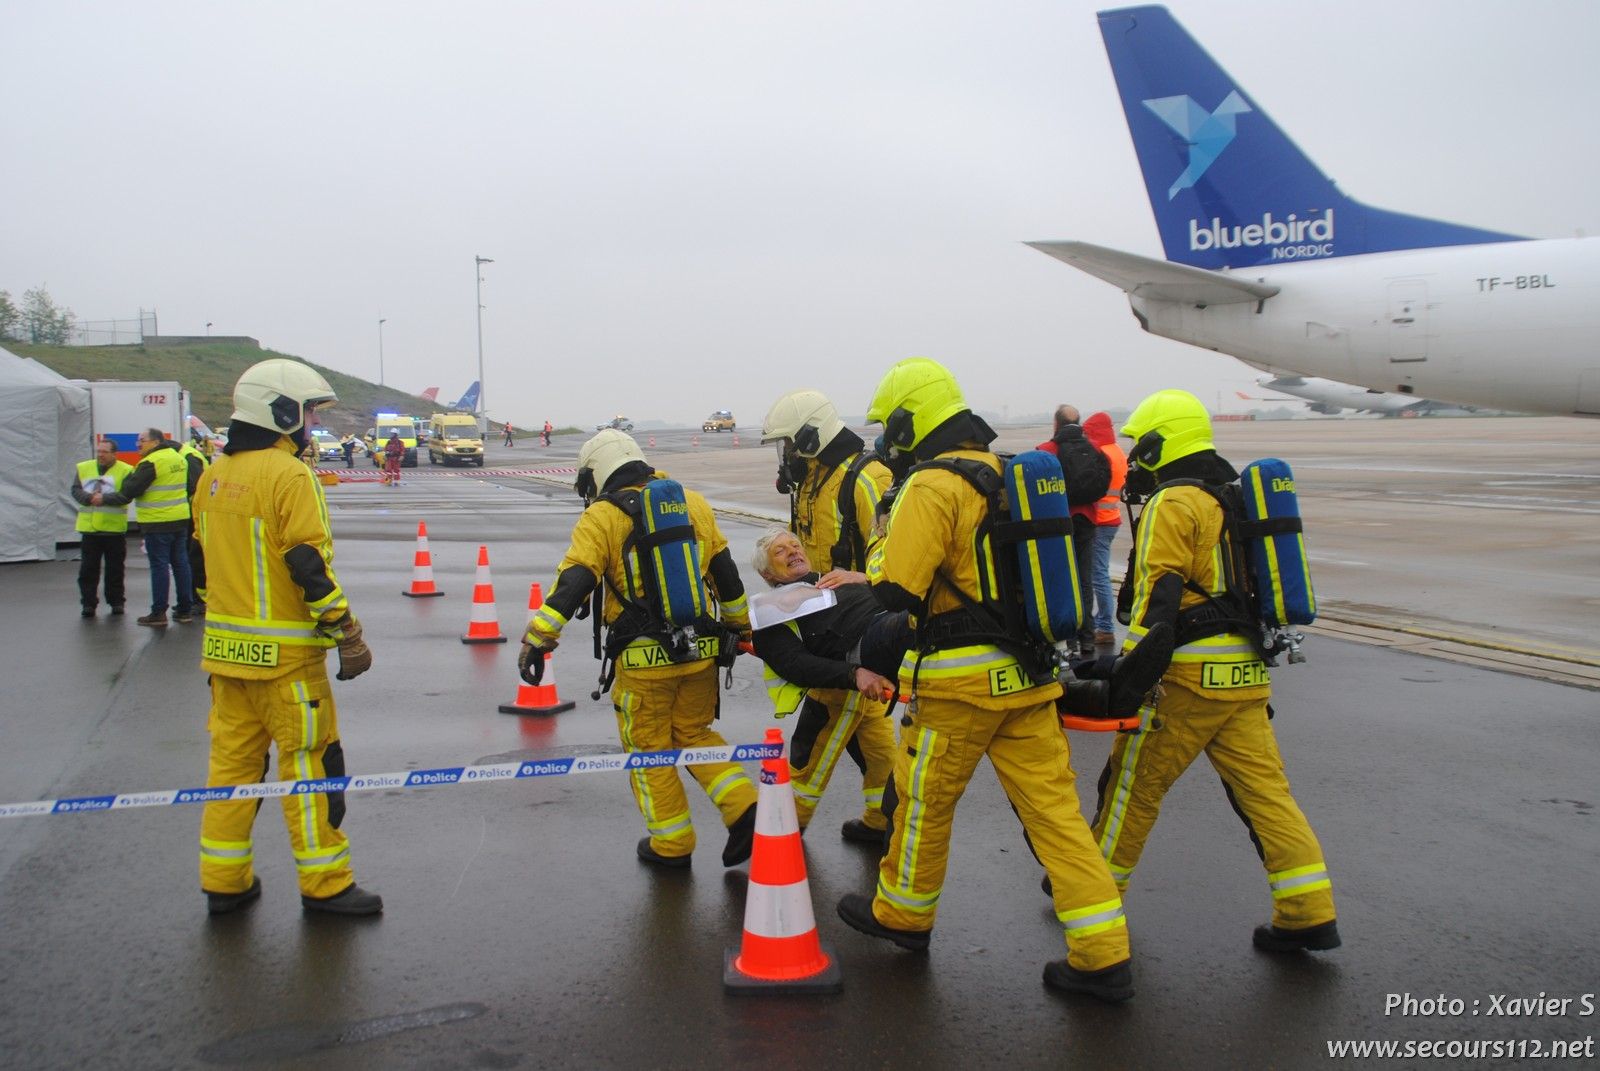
1001,450,1082,643
1239,459,1315,626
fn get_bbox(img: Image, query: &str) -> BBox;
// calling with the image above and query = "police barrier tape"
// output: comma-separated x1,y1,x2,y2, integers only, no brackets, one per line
0,742,785,820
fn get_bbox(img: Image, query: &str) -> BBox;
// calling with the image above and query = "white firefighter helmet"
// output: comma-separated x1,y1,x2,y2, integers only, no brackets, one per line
578,428,647,493
229,359,337,435
761,389,845,458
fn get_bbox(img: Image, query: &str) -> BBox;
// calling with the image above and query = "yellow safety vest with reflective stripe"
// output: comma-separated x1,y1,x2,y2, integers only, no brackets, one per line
761,622,809,717
870,449,1061,709
75,459,134,534
194,439,346,680
134,446,192,524
528,471,746,678
1122,482,1271,700
178,441,207,480
795,453,892,573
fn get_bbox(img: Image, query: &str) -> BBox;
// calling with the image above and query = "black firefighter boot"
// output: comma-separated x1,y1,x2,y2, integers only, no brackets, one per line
1058,621,1175,720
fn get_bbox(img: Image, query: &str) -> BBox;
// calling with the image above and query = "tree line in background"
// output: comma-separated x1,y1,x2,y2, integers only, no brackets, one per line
0,286,75,345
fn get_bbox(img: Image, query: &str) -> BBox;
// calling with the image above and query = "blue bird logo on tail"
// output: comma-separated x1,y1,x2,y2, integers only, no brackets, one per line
1142,90,1252,199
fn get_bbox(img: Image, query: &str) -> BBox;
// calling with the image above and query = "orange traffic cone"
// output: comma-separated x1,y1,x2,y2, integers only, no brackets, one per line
402,521,445,598
648,435,656,448
499,583,575,715
724,727,843,994
460,545,508,644
692,435,699,448
731,433,740,446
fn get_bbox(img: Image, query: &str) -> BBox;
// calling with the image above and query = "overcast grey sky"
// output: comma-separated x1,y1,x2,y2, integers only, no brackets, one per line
6,1,1597,429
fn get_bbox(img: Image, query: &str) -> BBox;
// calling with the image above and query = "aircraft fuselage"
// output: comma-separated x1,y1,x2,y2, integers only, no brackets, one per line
1131,237,1599,417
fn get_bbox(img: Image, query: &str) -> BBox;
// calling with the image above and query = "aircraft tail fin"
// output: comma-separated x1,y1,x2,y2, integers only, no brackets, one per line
1098,6,1524,268
419,387,440,403
449,382,481,413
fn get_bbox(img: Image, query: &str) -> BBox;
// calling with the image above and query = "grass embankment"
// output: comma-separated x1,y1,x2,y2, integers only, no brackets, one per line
8,340,503,438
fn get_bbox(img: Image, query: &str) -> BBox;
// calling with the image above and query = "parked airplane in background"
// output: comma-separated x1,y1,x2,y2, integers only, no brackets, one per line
419,386,440,404
1031,6,1599,418
1238,375,1478,417
444,382,481,414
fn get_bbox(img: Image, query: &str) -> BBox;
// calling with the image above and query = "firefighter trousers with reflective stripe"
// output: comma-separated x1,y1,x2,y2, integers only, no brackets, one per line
874,694,1130,972
612,662,757,860
1090,687,1335,930
790,687,896,832
199,669,355,899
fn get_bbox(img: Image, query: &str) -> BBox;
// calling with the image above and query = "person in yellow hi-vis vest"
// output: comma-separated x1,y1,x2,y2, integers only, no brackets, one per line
834,357,1135,1004
177,436,209,606
98,428,199,626
519,429,758,870
759,389,897,845
1095,389,1339,954
190,359,380,917
70,439,135,617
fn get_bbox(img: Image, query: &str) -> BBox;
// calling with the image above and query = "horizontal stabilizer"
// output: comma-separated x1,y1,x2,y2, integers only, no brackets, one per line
1027,240,1278,305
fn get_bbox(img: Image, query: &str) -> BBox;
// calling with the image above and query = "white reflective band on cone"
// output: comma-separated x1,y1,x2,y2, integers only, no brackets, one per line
413,536,436,581
741,879,819,939
754,779,800,837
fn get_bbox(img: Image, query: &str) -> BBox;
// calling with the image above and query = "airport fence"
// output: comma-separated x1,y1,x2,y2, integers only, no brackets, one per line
1,309,156,347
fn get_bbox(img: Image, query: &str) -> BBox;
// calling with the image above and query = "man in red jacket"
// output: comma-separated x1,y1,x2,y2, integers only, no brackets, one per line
383,434,404,485
1082,412,1128,648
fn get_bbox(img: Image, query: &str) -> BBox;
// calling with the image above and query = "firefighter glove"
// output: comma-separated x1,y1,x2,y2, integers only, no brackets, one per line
324,614,372,680
518,641,549,686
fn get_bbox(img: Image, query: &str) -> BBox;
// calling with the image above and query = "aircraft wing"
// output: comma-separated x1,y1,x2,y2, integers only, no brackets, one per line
1027,240,1279,306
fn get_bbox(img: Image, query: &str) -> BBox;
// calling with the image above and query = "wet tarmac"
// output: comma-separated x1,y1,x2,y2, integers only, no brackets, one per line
1,420,1596,1069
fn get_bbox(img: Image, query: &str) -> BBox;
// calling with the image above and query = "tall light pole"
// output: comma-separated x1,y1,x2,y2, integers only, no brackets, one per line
378,317,387,386
475,255,493,436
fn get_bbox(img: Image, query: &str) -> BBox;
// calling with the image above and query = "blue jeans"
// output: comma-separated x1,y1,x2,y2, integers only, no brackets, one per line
1091,524,1119,633
144,531,193,614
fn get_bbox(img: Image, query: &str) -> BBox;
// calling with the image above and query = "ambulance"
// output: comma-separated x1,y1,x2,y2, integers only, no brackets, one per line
368,413,420,467
427,412,485,466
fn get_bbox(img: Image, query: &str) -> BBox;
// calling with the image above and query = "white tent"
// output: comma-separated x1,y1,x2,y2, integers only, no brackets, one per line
0,346,92,562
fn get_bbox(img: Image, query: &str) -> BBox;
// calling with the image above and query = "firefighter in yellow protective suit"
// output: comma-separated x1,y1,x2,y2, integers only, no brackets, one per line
192,359,380,917
519,430,759,869
834,358,1134,1003
760,389,897,844
1095,389,1339,953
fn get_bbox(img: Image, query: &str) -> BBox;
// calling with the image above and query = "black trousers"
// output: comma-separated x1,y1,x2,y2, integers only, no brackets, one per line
78,532,127,610
186,519,207,597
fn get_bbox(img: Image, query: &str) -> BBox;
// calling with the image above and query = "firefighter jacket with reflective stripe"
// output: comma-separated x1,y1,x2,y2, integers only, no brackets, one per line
529,473,748,676
794,452,892,572
72,459,134,533
1122,482,1270,700
1092,442,1127,527
194,440,348,680
868,449,1062,709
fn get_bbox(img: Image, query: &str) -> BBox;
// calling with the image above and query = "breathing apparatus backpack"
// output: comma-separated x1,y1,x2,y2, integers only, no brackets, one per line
827,452,880,570
1123,458,1314,665
588,478,735,694
912,450,1082,683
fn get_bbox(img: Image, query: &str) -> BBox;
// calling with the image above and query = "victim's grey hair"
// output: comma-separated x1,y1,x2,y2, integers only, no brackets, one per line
751,527,798,586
